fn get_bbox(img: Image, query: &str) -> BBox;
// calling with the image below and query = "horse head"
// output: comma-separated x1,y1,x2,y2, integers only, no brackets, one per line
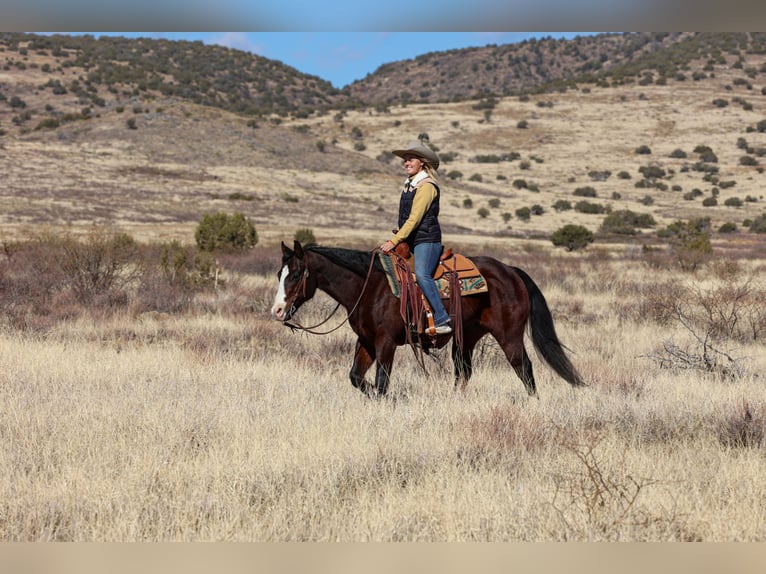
271,240,317,321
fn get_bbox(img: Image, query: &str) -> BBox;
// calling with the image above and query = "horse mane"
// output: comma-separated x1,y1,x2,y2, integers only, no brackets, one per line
306,245,383,277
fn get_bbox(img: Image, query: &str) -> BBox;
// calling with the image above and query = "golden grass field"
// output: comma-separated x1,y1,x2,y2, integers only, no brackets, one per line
2,49,766,541
1,243,765,541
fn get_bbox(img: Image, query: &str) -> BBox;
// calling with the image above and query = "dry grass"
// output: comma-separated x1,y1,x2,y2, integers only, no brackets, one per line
1,251,765,541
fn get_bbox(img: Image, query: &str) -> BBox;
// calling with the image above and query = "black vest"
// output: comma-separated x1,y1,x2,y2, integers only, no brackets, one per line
397,178,441,247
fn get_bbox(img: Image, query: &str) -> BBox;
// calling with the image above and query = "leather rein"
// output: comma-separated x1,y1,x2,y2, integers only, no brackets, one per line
282,249,380,336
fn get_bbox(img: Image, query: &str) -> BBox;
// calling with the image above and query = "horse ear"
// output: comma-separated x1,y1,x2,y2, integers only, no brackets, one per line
293,240,304,258
281,241,293,256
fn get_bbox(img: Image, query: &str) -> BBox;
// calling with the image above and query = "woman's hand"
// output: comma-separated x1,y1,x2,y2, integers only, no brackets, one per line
380,240,395,253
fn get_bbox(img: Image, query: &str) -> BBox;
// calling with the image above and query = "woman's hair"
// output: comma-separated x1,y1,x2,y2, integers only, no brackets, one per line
422,163,439,183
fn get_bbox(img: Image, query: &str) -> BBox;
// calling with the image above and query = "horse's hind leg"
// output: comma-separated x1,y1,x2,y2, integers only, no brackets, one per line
350,340,375,395
498,336,537,396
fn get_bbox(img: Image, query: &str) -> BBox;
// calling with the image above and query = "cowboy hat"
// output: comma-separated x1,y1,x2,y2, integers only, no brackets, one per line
392,141,440,170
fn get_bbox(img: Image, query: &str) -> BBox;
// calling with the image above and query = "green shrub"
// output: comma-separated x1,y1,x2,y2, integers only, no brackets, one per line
638,165,666,179
515,207,531,221
35,117,60,130
573,186,597,197
740,155,759,166
724,197,743,207
512,179,528,189
477,207,490,218
702,197,718,207
635,145,652,155
749,213,766,233
718,222,738,233
551,224,595,251
658,218,713,270
600,209,656,235
488,198,501,209
293,228,316,245
447,170,463,180
194,212,258,252
553,199,572,211
463,197,473,208
574,201,607,214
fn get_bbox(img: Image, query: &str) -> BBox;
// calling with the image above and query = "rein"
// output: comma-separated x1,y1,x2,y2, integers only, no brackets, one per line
282,248,380,336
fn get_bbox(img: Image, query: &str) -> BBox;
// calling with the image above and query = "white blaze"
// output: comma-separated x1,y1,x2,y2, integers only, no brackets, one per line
271,265,289,319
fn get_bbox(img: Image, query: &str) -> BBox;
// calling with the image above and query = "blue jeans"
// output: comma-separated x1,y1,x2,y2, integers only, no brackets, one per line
413,242,450,326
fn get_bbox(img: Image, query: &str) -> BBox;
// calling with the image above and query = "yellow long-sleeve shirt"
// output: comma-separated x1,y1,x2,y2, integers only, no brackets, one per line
390,180,438,246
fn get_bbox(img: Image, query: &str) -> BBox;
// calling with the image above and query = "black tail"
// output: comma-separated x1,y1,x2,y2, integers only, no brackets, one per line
512,266,586,388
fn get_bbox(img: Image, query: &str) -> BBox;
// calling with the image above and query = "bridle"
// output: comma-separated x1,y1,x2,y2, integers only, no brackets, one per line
281,249,379,335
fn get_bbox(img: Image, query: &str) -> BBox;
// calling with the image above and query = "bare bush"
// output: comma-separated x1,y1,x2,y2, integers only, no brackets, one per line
60,229,139,305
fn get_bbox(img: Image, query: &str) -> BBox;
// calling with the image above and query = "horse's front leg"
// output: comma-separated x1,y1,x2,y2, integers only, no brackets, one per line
373,338,397,397
452,328,482,391
350,339,375,395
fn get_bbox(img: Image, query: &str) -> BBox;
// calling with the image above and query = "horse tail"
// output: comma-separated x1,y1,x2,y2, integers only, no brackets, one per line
512,266,586,388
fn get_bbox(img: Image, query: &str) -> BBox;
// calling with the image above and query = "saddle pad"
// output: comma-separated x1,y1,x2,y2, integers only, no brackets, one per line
377,252,488,298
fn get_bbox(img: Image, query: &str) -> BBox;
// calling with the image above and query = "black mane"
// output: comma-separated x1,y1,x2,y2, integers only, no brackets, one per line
306,245,383,277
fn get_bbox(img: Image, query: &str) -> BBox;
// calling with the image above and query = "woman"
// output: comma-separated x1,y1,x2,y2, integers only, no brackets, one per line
379,141,452,335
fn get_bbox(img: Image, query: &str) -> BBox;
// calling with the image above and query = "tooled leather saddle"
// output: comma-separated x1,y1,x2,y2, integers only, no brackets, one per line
380,245,488,348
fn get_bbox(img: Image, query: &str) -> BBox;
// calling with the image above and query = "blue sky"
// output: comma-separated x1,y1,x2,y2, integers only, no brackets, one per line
66,32,593,89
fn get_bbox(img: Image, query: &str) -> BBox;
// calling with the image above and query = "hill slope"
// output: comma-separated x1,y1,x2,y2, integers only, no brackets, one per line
1,32,766,251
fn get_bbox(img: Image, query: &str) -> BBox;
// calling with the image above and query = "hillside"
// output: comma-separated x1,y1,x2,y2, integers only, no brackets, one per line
1,32,766,252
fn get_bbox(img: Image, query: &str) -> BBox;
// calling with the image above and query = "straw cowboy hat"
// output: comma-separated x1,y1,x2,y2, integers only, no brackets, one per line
392,141,440,170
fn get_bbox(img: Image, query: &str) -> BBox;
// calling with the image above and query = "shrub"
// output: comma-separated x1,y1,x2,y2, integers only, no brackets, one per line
516,119,529,129
468,173,483,182
749,213,766,233
702,197,718,207
574,201,607,214
553,199,572,211
35,117,60,130
740,155,759,166
669,148,688,158
635,145,652,155
512,179,528,189
638,165,666,179
195,212,258,252
724,197,743,207
474,154,502,163
477,207,490,218
551,224,595,251
573,186,597,197
658,218,713,271
617,171,631,179
515,207,531,221
447,170,463,180
601,209,656,234
293,228,316,245
488,198,501,209
463,198,473,208
60,230,138,304
718,222,738,233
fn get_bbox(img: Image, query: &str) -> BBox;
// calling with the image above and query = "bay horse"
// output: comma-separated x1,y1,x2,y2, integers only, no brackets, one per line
271,241,585,397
